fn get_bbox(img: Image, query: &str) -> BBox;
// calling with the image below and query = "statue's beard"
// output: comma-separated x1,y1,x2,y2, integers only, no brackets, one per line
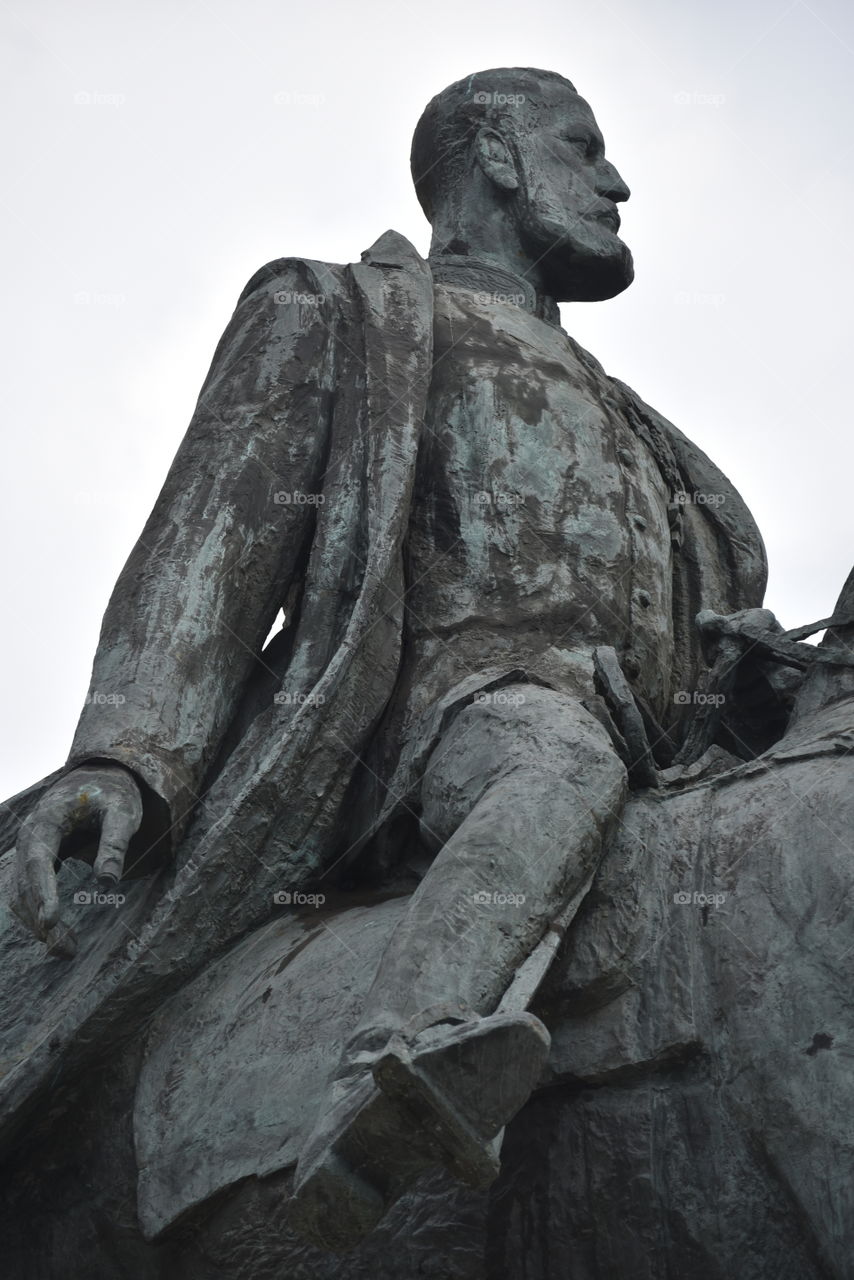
517,197,634,303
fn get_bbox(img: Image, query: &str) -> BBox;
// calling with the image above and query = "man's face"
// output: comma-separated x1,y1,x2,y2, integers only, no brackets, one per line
512,87,634,302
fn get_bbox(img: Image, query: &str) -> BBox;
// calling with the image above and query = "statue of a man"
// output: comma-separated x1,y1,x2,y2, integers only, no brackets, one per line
9,68,768,1250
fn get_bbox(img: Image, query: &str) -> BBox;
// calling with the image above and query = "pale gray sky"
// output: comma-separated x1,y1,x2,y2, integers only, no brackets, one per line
2,0,852,798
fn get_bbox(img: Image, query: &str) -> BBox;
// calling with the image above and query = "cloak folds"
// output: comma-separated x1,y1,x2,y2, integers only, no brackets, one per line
0,231,766,1149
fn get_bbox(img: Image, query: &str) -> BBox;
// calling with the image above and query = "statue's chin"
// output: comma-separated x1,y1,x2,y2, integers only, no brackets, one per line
550,242,634,303
528,222,634,302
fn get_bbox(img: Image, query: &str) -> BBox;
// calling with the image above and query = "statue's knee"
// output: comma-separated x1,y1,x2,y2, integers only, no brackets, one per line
418,683,624,851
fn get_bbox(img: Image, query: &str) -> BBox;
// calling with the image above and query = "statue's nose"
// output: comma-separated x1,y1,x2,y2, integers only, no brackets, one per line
598,160,630,203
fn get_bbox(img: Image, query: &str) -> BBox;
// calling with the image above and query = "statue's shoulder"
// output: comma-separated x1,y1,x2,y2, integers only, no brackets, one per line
235,231,428,312
357,229,428,274
235,255,349,309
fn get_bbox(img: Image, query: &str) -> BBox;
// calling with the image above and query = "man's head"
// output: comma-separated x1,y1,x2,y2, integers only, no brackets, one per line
412,68,633,302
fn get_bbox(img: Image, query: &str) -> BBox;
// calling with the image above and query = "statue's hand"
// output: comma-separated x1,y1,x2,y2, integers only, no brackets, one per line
13,765,143,958
695,607,782,656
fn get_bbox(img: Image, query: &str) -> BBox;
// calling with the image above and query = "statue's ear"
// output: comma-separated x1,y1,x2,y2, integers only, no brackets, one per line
474,127,519,192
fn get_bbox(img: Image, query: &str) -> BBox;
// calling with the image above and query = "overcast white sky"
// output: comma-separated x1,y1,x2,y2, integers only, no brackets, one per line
2,0,852,799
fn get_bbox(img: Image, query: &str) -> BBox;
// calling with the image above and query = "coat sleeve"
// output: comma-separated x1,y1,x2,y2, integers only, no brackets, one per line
614,381,769,735
66,257,342,857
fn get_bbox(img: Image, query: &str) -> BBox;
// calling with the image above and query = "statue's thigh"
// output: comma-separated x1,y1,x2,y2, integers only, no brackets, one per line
419,683,625,852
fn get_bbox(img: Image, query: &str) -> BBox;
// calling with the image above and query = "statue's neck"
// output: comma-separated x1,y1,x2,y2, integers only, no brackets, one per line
427,251,562,328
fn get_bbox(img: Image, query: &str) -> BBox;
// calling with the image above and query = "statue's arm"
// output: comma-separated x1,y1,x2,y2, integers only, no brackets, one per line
612,380,768,715
14,258,341,947
70,258,339,844
613,379,768,610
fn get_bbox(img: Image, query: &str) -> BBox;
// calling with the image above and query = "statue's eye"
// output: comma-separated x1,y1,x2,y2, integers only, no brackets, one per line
565,135,595,158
